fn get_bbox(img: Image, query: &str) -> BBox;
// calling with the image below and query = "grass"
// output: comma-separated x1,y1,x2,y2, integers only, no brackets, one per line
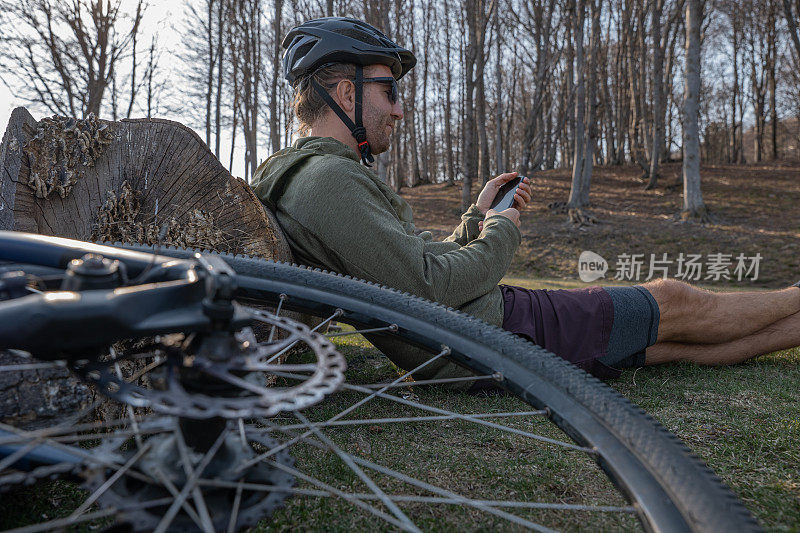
263,335,639,532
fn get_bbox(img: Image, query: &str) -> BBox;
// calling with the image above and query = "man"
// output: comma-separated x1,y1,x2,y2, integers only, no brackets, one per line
252,17,800,382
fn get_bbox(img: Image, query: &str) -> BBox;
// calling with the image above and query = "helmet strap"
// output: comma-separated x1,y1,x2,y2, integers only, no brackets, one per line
310,64,374,166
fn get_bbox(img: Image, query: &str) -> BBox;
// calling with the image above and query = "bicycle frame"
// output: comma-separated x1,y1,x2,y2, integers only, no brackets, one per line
0,231,251,359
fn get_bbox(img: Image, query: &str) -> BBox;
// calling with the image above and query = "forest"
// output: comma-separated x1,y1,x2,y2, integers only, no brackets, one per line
1,0,799,221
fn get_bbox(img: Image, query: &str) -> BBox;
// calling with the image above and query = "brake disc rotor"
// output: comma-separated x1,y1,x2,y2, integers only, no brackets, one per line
70,310,347,419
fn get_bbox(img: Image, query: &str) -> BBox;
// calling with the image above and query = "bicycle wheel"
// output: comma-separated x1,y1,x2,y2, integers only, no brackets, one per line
0,241,760,532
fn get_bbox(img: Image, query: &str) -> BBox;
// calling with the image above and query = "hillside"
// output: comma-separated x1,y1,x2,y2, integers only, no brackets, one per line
399,162,800,289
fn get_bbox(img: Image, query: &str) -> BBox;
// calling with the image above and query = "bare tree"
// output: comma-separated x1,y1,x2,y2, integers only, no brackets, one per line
214,0,227,157
443,0,456,185
461,0,480,210
229,0,264,178
268,0,284,153
682,0,708,221
182,0,221,148
783,0,800,60
567,0,587,211
0,0,145,118
646,0,666,188
578,0,601,210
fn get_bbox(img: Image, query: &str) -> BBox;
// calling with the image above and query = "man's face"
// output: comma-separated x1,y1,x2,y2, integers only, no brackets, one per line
361,64,404,155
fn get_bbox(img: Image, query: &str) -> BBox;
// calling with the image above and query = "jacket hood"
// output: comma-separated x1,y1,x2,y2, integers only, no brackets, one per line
251,137,359,212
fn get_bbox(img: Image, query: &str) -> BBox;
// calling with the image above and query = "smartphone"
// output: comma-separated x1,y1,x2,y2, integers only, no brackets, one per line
490,176,524,211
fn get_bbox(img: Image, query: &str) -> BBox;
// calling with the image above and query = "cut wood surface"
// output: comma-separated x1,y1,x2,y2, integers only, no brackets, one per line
0,107,289,258
0,107,298,425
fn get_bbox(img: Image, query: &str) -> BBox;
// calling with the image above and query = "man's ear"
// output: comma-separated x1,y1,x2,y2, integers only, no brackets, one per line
334,79,356,113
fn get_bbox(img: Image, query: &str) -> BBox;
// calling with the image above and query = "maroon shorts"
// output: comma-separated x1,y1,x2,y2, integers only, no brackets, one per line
499,284,657,379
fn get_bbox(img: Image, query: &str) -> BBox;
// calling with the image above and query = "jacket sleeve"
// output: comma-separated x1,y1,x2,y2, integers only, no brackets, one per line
443,204,485,246
286,163,521,309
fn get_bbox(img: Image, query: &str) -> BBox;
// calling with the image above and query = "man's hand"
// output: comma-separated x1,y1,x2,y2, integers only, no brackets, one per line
480,207,520,231
476,172,532,214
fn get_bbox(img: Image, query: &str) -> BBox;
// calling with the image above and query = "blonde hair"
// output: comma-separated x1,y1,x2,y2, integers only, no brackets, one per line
292,63,356,135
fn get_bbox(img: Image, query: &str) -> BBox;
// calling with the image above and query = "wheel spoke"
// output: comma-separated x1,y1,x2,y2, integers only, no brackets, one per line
152,426,228,533
292,410,421,533
343,383,595,454
325,324,398,338
0,361,67,372
226,481,245,533
0,422,158,485
196,479,633,513
272,410,548,431
266,293,288,343
0,438,45,472
254,308,342,365
234,347,450,473
68,441,153,519
348,454,558,533
152,466,207,530
359,374,494,389
243,363,318,373
172,421,218,533
112,356,144,449
264,457,413,530
263,368,588,453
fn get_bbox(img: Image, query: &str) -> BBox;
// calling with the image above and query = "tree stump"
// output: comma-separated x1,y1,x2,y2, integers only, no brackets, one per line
0,107,298,426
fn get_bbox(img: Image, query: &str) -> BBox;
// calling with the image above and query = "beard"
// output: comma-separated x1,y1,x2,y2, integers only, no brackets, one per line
363,102,393,155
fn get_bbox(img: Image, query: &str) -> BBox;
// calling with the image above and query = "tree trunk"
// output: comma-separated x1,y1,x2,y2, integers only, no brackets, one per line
567,0,586,211
494,5,503,174
768,3,778,160
579,0,601,207
214,0,225,158
444,1,455,185
646,0,665,189
461,0,479,211
476,0,491,185
269,0,283,154
205,0,215,148
681,0,708,221
730,9,740,164
421,1,431,183
783,0,800,60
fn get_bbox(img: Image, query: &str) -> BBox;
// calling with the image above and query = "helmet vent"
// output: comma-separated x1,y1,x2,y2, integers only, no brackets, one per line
336,28,383,47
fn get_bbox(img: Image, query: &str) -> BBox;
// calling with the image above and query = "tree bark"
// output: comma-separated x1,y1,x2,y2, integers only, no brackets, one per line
579,0,601,207
646,0,666,189
681,0,707,221
494,5,503,174
444,1,456,185
783,0,800,60
205,0,215,147
461,0,479,211
269,0,283,154
215,0,225,158
567,0,586,210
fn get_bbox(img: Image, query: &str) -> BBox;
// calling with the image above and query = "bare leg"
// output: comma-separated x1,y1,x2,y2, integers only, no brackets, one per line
644,279,800,344
645,309,800,365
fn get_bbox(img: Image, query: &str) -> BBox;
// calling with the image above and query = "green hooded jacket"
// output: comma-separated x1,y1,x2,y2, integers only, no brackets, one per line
251,136,521,378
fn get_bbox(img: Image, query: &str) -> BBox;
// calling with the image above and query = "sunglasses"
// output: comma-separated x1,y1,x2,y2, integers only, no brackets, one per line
362,76,399,104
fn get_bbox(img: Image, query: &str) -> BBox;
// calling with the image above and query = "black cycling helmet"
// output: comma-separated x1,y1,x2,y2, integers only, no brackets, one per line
282,17,416,85
282,17,416,166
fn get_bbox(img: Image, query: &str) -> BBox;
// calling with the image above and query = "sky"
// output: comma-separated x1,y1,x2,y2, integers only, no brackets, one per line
0,1,252,180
